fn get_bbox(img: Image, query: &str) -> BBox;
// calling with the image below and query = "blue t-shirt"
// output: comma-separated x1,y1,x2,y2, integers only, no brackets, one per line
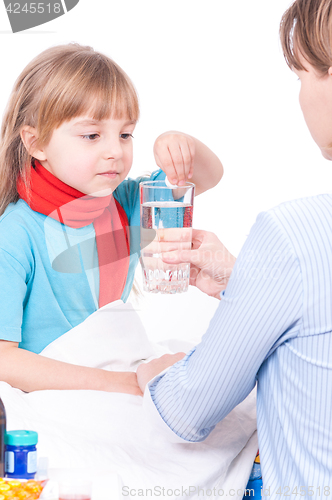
0,170,165,354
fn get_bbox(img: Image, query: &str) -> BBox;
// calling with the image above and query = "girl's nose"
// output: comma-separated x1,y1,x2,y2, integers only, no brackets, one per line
104,138,123,160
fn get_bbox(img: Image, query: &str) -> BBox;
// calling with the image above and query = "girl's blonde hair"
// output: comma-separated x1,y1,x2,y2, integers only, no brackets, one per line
280,0,332,74
0,43,139,216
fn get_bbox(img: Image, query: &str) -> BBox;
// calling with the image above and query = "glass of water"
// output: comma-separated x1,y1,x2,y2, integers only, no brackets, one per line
140,180,195,294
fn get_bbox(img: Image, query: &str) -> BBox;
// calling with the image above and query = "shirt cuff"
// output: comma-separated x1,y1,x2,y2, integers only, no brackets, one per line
150,169,166,181
142,370,193,444
0,327,22,343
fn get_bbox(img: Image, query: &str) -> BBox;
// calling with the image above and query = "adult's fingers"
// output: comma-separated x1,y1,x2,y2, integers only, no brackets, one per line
191,228,219,248
189,265,200,286
162,249,199,264
142,227,192,242
143,240,192,255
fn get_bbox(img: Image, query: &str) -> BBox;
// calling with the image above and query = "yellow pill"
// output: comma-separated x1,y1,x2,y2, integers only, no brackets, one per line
24,482,41,492
17,492,30,499
0,494,5,500
0,484,10,492
7,481,21,488
24,486,37,492
24,481,36,487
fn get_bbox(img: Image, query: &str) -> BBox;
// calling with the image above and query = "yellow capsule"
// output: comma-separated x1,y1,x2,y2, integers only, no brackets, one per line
17,492,30,499
7,481,21,488
24,487,38,493
24,481,36,487
24,482,41,492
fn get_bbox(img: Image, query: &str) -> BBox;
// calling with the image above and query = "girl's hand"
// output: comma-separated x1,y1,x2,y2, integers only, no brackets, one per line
137,352,186,393
110,371,144,396
153,131,195,186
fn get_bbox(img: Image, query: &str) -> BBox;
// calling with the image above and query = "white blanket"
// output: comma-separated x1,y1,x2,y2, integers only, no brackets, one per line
0,301,257,499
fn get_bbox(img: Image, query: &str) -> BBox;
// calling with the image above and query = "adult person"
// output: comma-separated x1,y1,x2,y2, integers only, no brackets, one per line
137,0,332,495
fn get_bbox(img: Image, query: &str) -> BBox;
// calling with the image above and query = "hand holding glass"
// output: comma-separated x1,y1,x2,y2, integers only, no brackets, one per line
140,181,195,293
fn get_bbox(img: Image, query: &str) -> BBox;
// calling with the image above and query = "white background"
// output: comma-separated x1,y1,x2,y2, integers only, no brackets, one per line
0,1,331,343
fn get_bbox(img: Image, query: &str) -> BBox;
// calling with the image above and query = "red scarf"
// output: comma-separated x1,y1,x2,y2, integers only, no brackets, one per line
17,161,130,308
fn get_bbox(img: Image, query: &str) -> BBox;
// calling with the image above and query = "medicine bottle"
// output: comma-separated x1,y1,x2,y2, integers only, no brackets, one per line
0,398,5,477
4,430,38,479
244,451,262,499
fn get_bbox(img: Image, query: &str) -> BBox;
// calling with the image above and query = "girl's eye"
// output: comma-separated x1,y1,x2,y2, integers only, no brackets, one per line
82,134,99,141
120,133,134,140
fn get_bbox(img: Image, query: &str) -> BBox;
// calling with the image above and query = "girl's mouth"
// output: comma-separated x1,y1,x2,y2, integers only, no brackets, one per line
98,172,118,179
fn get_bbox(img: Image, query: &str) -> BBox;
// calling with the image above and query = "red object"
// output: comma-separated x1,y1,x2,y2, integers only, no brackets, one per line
17,161,130,308
183,206,193,228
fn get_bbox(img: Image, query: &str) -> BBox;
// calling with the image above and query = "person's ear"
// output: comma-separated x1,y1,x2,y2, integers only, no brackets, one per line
328,67,332,77
20,126,47,161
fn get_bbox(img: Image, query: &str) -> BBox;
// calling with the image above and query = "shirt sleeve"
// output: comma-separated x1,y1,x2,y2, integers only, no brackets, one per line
0,247,28,342
113,169,166,228
144,210,303,442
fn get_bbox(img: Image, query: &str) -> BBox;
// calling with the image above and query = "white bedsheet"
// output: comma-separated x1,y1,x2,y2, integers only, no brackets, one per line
0,301,257,499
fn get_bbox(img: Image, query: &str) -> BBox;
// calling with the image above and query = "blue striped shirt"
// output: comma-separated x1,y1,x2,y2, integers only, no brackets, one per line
146,194,332,498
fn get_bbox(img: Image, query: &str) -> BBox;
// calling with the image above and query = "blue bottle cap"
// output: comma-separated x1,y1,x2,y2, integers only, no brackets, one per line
4,430,38,446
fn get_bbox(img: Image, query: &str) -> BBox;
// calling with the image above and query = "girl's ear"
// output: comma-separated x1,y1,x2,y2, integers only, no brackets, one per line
20,126,47,161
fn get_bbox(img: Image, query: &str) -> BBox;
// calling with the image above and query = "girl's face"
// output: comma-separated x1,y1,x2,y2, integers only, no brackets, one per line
35,115,136,195
294,58,332,161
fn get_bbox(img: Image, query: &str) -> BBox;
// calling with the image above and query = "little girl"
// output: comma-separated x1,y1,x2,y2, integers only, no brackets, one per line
0,43,223,395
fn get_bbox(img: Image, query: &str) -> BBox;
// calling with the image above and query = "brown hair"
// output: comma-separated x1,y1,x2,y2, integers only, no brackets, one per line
280,0,332,74
0,43,139,216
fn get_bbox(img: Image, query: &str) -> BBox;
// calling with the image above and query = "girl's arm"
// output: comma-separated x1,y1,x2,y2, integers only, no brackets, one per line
153,131,223,196
0,341,142,395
